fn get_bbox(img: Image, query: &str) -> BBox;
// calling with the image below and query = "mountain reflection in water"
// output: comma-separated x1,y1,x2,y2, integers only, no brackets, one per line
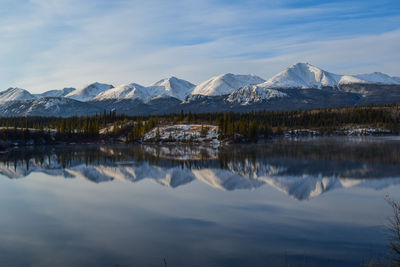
1,137,400,200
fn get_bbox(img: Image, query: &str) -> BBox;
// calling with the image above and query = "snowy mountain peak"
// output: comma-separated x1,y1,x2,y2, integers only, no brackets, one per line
35,87,75,98
191,73,266,96
151,76,195,100
355,72,400,85
0,63,399,112
94,77,195,102
93,83,152,102
293,62,311,67
65,82,114,102
261,62,344,89
0,87,37,104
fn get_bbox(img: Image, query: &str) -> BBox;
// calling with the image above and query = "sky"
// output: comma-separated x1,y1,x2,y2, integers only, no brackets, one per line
1,0,400,93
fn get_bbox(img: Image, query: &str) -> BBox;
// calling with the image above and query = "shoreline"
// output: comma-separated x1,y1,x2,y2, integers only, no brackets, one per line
1,133,399,153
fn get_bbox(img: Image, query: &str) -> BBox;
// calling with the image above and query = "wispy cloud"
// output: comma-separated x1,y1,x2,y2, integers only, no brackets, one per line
0,0,399,92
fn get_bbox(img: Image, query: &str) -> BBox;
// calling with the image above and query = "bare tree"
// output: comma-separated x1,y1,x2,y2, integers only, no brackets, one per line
386,197,400,265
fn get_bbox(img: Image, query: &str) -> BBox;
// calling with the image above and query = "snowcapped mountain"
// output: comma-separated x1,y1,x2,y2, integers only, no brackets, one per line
0,87,37,104
93,83,152,102
355,72,400,85
0,97,102,117
227,85,288,105
151,76,195,100
35,87,75,98
65,82,114,101
191,73,266,96
0,63,399,116
94,77,195,102
261,62,364,89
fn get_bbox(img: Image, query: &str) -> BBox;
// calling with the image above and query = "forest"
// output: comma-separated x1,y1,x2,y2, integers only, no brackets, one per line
0,104,399,147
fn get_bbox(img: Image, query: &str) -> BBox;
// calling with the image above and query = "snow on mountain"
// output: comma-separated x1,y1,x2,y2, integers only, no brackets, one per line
65,82,114,101
355,72,400,85
191,73,266,96
261,62,364,89
0,87,37,104
93,83,153,102
227,85,288,105
35,87,75,98
1,63,399,111
150,76,195,100
29,97,71,110
94,77,195,102
0,97,103,117
336,75,366,85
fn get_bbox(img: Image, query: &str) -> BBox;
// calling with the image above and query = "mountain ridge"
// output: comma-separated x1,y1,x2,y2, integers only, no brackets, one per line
65,82,114,101
191,73,266,96
1,62,400,116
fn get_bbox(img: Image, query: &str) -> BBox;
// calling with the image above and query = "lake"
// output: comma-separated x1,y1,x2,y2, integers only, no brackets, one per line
0,137,399,266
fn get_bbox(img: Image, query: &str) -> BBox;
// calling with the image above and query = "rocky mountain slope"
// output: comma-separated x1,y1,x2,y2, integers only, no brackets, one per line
35,87,75,98
0,87,37,104
0,63,399,116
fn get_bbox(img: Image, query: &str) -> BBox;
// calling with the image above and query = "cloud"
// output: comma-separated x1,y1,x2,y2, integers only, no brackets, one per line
0,0,399,92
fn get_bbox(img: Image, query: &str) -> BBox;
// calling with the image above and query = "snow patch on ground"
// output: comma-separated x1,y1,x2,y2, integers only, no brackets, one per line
143,124,219,143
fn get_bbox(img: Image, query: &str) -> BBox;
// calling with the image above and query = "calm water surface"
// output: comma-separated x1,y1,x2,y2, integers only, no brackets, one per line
0,137,400,266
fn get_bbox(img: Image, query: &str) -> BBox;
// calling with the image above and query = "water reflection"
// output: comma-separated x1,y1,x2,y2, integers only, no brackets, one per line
0,137,399,266
2,137,400,200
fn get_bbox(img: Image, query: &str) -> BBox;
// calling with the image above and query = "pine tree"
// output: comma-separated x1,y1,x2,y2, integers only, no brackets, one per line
156,127,161,140
200,124,208,137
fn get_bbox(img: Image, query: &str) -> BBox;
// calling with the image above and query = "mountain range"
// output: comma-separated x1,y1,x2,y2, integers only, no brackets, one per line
1,144,400,201
1,62,400,116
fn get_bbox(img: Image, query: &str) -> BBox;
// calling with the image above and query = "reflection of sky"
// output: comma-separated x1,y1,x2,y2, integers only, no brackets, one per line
0,172,398,266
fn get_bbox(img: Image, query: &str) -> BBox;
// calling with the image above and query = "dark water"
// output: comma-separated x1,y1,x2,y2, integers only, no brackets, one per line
0,137,400,266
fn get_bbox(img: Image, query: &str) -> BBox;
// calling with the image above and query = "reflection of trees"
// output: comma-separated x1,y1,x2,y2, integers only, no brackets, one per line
1,139,400,179
0,145,220,172
0,141,399,201
221,140,400,165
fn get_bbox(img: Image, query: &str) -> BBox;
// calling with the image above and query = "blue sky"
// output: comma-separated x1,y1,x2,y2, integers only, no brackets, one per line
1,0,400,93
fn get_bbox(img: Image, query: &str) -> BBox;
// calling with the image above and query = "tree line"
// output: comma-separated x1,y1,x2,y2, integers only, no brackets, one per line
0,104,399,144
